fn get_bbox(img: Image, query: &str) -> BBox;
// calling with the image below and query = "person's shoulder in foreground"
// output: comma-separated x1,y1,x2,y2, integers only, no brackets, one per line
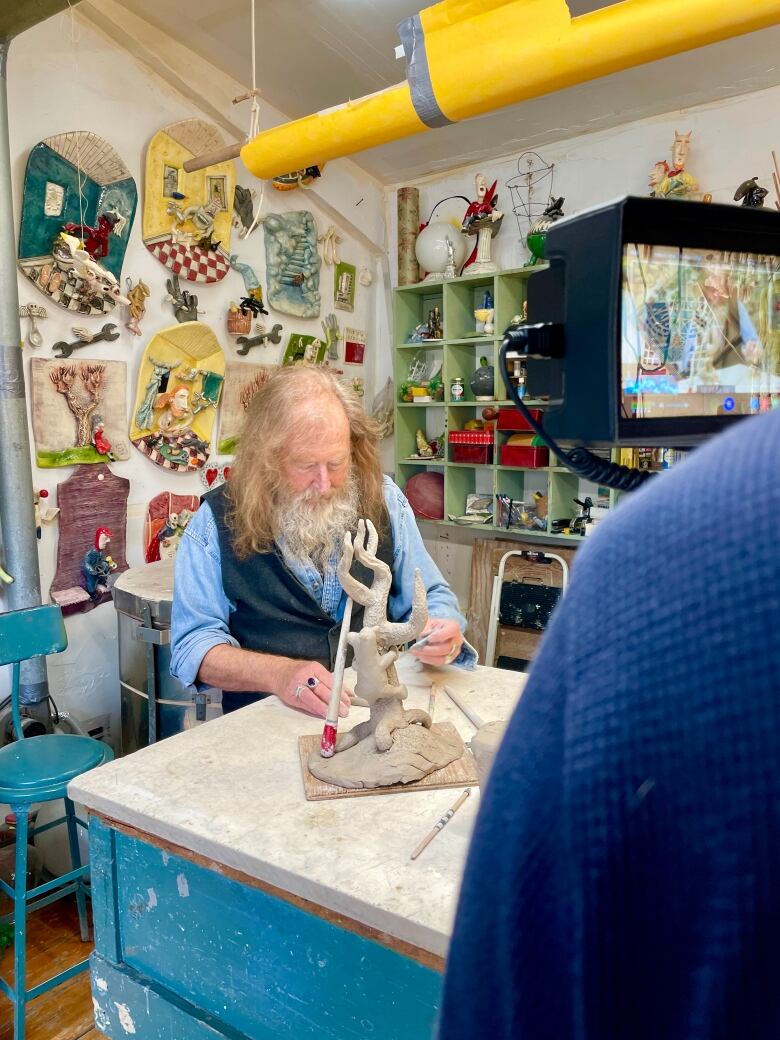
439,409,780,1040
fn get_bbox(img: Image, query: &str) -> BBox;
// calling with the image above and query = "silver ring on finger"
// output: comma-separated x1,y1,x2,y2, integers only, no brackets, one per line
307,676,320,688
294,684,307,700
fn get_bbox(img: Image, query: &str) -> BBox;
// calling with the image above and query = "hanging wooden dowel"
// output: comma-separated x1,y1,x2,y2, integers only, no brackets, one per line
183,142,243,174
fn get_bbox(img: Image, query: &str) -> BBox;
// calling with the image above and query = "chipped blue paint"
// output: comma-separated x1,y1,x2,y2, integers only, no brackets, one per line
89,818,442,1039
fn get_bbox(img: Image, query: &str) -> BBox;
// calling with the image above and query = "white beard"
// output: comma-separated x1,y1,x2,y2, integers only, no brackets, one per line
276,474,359,572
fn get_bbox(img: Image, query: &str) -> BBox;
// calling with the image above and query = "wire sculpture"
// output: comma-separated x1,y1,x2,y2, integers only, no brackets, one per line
506,151,556,249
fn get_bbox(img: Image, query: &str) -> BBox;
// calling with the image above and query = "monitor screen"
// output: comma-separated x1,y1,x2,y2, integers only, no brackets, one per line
621,243,780,423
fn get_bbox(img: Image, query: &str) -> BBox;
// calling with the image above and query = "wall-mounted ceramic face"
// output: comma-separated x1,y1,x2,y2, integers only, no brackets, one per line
263,210,321,318
143,118,236,284
129,321,225,473
18,131,137,315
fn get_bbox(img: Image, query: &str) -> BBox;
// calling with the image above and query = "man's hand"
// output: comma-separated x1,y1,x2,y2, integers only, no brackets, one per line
274,660,351,719
410,618,464,667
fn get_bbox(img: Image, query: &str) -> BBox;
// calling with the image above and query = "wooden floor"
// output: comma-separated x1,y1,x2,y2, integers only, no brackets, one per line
0,898,105,1040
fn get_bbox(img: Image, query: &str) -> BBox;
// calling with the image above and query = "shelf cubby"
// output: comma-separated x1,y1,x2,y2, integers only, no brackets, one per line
394,266,623,543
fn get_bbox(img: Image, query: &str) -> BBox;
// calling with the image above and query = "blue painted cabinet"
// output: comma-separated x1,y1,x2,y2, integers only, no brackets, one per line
88,818,443,1039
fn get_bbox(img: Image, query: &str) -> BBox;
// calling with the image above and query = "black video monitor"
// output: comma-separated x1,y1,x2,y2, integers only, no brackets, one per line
527,196,780,446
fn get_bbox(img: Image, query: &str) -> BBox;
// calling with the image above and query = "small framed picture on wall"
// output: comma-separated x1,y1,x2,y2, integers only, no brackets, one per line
343,327,366,365
334,261,356,311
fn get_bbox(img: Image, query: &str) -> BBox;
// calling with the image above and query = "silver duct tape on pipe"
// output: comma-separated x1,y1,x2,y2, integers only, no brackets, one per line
0,41,50,710
396,14,453,129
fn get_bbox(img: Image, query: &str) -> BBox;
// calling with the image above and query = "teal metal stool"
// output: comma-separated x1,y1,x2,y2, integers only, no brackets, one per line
0,604,113,1040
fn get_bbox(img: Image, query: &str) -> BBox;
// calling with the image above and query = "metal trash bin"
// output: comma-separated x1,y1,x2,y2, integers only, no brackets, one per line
113,559,221,755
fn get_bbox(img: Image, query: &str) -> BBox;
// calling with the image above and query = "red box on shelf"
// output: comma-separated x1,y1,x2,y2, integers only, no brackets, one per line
499,444,549,467
449,429,494,464
496,407,543,432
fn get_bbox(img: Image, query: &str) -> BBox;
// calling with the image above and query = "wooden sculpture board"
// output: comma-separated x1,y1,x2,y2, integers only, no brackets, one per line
298,723,477,801
50,463,129,615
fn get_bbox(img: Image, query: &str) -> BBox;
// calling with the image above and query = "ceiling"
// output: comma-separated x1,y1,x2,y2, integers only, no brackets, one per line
118,0,780,183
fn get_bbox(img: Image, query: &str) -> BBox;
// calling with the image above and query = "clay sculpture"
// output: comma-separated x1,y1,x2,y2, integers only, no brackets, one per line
308,519,464,789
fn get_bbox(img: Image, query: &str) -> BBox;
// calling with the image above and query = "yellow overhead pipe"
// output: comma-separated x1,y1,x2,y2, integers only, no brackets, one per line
185,0,780,178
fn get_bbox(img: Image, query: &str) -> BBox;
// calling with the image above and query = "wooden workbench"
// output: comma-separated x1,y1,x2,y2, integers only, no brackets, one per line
69,656,525,1039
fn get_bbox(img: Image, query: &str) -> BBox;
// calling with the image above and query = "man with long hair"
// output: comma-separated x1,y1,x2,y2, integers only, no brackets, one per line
170,366,471,716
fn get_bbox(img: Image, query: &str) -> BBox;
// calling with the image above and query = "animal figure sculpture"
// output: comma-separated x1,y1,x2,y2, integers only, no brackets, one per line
308,520,464,789
126,279,150,335
63,211,120,260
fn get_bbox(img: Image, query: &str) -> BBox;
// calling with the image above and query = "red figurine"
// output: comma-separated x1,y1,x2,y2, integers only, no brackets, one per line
461,173,501,269
91,414,115,460
63,212,119,260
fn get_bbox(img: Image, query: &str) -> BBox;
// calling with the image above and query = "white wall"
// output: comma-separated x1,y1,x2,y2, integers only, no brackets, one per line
0,11,386,741
382,81,780,600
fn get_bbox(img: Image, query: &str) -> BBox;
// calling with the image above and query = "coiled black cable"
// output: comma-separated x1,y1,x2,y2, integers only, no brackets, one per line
498,334,654,492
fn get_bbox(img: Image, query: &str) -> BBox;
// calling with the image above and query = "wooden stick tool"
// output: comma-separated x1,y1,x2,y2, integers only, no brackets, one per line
443,685,485,730
410,789,472,860
319,597,353,758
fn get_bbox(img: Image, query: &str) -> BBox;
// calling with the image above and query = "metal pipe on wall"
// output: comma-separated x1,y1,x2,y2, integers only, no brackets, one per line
0,40,50,716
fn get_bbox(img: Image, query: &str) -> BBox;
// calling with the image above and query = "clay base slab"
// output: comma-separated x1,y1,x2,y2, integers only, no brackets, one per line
299,723,477,801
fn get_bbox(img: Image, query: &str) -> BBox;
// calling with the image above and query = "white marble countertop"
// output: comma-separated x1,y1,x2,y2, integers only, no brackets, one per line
70,656,525,959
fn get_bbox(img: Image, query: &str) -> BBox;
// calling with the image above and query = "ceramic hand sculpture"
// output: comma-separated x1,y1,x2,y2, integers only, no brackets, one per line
308,520,464,789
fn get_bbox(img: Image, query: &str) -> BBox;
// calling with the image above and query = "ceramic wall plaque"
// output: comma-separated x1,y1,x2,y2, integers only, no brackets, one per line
50,463,129,615
18,131,137,315
30,357,130,467
143,119,235,284
263,211,321,318
143,491,200,563
343,327,366,365
281,333,327,367
129,321,225,472
334,260,356,312
218,361,277,454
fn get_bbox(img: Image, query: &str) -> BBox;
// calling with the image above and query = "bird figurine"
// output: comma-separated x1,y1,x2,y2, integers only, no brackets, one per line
733,177,769,208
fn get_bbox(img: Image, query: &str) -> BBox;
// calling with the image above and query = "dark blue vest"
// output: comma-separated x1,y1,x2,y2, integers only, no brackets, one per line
204,485,393,713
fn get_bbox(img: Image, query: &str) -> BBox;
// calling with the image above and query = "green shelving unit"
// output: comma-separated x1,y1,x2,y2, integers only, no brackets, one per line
393,266,617,544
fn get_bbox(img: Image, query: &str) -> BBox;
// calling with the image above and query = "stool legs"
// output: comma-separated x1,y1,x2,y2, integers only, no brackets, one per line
64,799,89,943
12,806,29,1040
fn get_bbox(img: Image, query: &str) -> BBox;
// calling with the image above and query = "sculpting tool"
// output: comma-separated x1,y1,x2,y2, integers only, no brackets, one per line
428,683,438,720
443,686,485,730
410,789,472,860
319,596,353,758
409,623,447,652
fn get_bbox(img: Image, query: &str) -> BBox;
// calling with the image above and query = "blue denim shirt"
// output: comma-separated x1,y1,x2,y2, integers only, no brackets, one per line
170,476,476,687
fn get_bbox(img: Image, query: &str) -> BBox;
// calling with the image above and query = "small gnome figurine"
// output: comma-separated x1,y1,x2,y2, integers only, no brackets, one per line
91,414,116,461
33,488,59,539
82,526,117,601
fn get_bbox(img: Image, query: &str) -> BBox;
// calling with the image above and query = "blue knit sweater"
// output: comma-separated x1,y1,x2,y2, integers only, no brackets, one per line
439,410,780,1040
